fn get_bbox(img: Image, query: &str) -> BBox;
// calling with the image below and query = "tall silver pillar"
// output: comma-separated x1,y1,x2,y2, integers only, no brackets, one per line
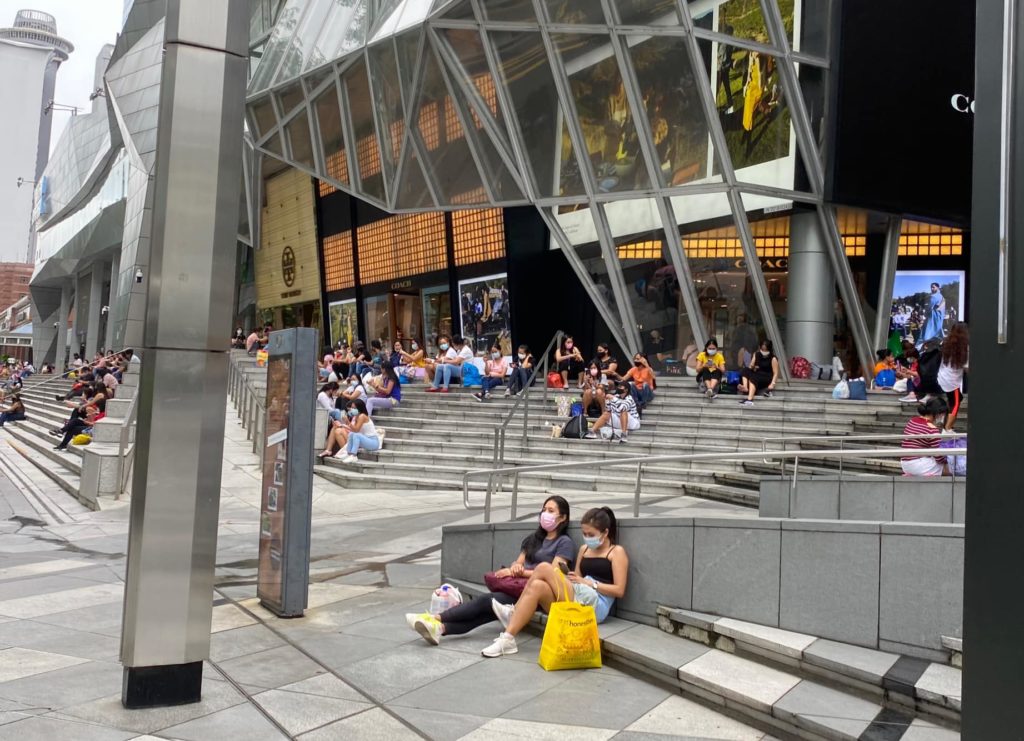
73,271,88,359
105,255,120,353
85,267,103,359
120,0,249,708
58,282,71,367
787,211,836,365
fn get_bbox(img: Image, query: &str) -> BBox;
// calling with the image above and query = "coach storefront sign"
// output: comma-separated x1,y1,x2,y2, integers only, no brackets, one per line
257,168,322,310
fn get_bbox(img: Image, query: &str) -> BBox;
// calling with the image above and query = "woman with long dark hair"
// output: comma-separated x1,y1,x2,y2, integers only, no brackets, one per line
483,506,629,658
366,361,401,416
937,322,968,431
407,496,574,645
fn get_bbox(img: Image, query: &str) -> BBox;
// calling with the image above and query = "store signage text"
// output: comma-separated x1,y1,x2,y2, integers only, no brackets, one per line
390,279,413,290
734,258,789,271
950,94,975,114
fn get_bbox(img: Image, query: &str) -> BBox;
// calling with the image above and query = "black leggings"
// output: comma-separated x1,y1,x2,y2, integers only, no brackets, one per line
438,592,515,636
58,418,91,448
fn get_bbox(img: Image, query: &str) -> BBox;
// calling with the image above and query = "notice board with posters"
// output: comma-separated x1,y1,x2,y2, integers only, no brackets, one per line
826,0,975,224
257,328,317,617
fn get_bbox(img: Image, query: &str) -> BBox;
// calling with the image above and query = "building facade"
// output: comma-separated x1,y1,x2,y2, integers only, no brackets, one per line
0,10,73,262
0,263,35,313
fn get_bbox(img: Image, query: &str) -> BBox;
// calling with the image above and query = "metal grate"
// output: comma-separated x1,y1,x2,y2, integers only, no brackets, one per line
453,208,506,266
357,213,447,284
323,231,355,290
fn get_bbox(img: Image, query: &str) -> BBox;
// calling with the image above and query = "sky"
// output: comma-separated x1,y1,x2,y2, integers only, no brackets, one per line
0,0,124,151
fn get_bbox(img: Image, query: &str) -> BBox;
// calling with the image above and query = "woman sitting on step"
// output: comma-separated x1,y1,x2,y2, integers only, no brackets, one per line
53,400,104,450
366,361,401,416
0,394,26,427
406,496,575,646
482,506,629,658
334,398,383,464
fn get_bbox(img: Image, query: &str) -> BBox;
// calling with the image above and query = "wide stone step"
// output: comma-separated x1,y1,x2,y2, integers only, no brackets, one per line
657,607,961,725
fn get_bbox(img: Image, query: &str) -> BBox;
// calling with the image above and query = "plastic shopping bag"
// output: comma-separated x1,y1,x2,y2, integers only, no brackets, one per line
832,379,850,399
429,584,463,614
537,574,602,671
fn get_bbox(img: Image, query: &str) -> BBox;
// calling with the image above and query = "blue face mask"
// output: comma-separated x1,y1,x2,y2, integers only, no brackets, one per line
583,534,604,550
439,343,449,351
346,409,358,418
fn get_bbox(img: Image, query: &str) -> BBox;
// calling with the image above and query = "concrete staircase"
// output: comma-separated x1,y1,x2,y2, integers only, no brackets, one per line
313,375,967,506
1,364,139,509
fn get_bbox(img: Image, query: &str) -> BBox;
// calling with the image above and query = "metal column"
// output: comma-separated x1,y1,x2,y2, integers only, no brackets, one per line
85,267,103,359
120,0,249,708
787,212,836,365
105,254,121,353
963,0,1024,734
872,217,902,352
57,282,71,368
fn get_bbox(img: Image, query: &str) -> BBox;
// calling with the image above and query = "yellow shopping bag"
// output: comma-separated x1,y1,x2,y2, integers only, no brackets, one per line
537,574,602,671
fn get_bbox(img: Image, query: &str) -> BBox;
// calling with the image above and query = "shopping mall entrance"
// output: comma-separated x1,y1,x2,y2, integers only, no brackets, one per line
363,285,452,355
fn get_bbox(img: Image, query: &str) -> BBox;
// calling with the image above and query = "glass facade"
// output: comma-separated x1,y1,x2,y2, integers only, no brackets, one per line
246,0,949,377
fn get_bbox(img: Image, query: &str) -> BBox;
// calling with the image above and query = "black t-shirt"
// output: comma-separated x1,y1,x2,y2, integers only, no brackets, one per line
593,355,617,373
752,351,776,375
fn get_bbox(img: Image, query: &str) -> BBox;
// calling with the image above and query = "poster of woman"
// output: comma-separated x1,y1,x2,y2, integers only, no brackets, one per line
890,270,965,345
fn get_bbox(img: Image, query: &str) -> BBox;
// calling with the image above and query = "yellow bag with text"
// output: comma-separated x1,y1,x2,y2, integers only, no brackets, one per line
256,349,269,367
537,573,602,671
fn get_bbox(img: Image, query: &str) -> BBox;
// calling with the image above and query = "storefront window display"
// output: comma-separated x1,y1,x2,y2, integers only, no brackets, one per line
423,285,453,355
328,299,357,347
364,295,389,348
459,273,512,355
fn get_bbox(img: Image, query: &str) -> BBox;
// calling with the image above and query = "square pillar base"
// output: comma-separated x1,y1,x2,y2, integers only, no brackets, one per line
122,661,203,708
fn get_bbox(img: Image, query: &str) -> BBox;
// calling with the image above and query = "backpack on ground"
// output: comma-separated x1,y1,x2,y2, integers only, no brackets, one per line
790,356,811,379
461,363,482,387
561,414,588,439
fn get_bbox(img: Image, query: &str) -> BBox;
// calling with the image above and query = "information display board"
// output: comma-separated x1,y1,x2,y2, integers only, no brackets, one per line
256,328,317,617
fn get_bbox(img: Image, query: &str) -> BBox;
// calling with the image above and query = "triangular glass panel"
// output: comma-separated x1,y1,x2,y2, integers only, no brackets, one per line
314,81,350,185
543,0,605,24
411,46,488,205
554,33,653,193
439,28,511,146
688,0,790,49
489,31,586,198
343,57,388,203
275,0,336,87
479,0,535,23
285,109,315,168
613,0,681,26
395,134,437,209
433,0,476,21
368,40,406,189
394,28,424,113
311,0,369,66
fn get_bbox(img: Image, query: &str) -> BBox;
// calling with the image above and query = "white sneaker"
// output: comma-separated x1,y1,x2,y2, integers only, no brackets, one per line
705,387,714,399
491,598,513,630
340,454,358,464
481,631,518,657
414,615,442,646
405,612,430,629
899,394,918,403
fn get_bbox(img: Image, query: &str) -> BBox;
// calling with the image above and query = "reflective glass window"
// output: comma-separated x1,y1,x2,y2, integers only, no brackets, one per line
368,42,406,189
627,35,714,187
394,144,436,209
433,0,476,21
277,81,306,117
555,34,652,192
311,0,369,68
613,0,680,25
479,0,536,23
250,96,277,138
275,0,335,84
491,32,585,198
344,58,387,202
797,0,832,57
544,0,605,24
285,109,315,168
314,83,349,185
692,0,770,45
249,0,304,92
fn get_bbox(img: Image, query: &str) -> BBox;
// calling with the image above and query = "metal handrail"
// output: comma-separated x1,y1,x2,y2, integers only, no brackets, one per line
117,390,139,497
485,330,563,500
227,352,268,455
461,446,966,523
19,349,130,393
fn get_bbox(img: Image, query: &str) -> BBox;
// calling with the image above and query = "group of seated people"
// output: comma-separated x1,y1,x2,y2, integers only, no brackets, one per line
405,497,629,659
690,338,780,404
236,324,273,354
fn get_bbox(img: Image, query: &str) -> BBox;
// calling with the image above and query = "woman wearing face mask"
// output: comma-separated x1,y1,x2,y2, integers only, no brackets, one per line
737,339,779,406
407,496,574,645
581,361,606,416
695,339,726,400
592,343,620,382
587,383,640,442
474,344,509,401
334,399,381,464
622,353,656,409
396,337,426,380
427,335,473,392
507,344,534,396
366,361,401,416
900,397,950,476
484,506,628,657
555,335,585,387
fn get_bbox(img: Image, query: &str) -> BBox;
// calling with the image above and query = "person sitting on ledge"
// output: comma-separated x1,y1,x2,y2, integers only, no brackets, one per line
482,506,628,658
900,396,950,477
555,335,585,388
473,344,508,402
695,339,726,400
406,496,575,645
0,394,26,427
427,335,473,393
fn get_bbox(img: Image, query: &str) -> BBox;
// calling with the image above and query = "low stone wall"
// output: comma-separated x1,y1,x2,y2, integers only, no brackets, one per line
759,476,965,523
441,516,963,661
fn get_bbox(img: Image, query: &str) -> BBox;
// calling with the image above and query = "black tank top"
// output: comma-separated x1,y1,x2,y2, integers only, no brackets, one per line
579,546,617,583
753,352,775,374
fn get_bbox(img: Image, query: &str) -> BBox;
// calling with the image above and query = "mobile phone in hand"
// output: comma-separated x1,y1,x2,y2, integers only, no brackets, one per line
556,561,570,575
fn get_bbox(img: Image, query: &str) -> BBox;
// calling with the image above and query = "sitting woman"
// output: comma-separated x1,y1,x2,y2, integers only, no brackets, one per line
406,496,574,645
317,382,341,422
396,337,425,380
738,339,779,406
483,506,628,658
695,339,726,399
335,399,382,464
900,397,950,477
319,352,335,380
0,394,26,427
473,344,508,402
555,335,585,388
54,400,103,450
366,362,401,416
507,345,534,396
580,361,606,417
587,383,640,443
622,353,656,409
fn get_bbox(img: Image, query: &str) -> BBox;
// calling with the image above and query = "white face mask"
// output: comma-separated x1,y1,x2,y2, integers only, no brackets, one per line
518,353,526,360
491,352,501,359
760,350,770,356
411,343,418,350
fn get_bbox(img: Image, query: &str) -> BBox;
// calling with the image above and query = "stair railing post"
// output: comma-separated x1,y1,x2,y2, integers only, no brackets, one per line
633,462,642,517
511,472,520,520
